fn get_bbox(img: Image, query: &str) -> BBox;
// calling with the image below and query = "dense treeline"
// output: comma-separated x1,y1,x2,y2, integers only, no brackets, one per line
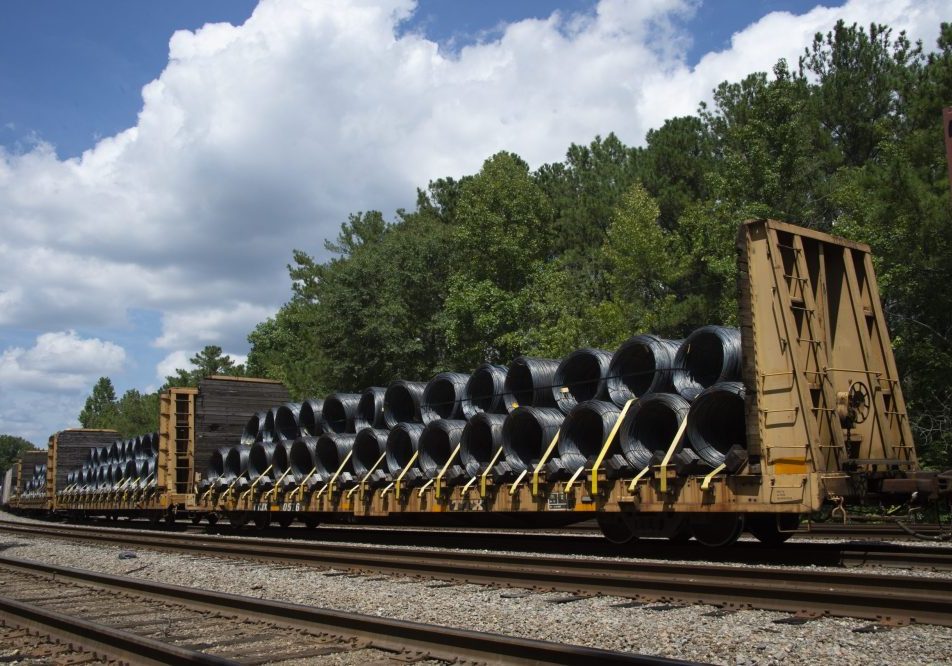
245,21,952,468
0,434,36,473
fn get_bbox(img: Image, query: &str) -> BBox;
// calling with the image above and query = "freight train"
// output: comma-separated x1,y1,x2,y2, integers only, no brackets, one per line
6,219,950,546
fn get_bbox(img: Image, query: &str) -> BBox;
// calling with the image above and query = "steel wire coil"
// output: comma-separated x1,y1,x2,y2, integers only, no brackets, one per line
249,442,277,480
460,412,506,476
322,393,360,434
553,348,613,414
137,433,155,459
385,422,424,476
109,462,124,486
607,335,681,405
273,403,302,441
502,406,564,473
136,459,154,489
242,411,269,445
123,459,138,481
289,436,319,485
353,428,389,477
148,432,160,457
503,356,561,412
355,387,387,430
108,440,121,463
687,381,747,467
223,446,251,482
673,325,742,400
298,399,326,437
204,446,231,484
621,392,692,468
314,433,356,481
419,419,466,479
384,380,427,428
422,372,470,423
557,400,622,470
264,409,277,441
97,466,109,489
461,363,508,419
98,445,109,464
87,447,98,467
271,440,291,479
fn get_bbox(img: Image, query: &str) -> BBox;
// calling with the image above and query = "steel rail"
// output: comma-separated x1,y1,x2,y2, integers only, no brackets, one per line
0,555,686,666
800,522,951,538
0,593,232,665
3,517,950,571
2,520,952,627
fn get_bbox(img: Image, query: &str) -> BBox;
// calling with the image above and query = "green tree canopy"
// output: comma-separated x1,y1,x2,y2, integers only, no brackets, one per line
0,434,36,473
78,376,118,429
164,345,246,389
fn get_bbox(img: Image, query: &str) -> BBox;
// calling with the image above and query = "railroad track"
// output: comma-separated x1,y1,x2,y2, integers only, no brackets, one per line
2,519,951,628
22,516,952,571
0,554,675,665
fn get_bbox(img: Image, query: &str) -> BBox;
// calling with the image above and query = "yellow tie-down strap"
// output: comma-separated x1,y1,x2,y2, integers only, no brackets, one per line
480,447,504,497
658,415,689,493
393,450,419,497
509,469,528,495
627,464,651,493
434,443,461,496
347,452,387,500
294,467,317,503
265,466,293,502
531,431,560,496
625,415,685,495
318,450,353,499
240,464,272,503
701,463,727,490
221,474,243,504
590,398,637,495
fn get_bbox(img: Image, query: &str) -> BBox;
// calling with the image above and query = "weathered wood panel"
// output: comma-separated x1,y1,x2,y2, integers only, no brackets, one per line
195,376,289,470
53,429,119,493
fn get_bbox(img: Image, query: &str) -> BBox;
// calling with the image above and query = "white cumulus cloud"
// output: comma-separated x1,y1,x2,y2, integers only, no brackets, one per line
0,330,126,392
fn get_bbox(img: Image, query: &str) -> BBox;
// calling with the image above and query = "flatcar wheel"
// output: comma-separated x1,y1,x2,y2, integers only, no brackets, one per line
747,513,800,545
253,513,271,529
596,514,637,545
277,514,294,528
191,513,202,525
227,511,250,528
690,514,744,547
302,515,320,530
668,523,693,544
206,513,219,526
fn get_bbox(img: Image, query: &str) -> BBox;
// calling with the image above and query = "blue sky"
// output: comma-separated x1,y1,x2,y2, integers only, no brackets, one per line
0,0,942,444
1,0,837,159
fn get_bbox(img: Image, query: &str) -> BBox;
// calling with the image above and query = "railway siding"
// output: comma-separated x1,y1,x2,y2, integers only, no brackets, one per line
1,527,950,665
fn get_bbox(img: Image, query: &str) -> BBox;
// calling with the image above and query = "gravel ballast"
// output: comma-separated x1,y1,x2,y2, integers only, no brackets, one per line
0,515,950,664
